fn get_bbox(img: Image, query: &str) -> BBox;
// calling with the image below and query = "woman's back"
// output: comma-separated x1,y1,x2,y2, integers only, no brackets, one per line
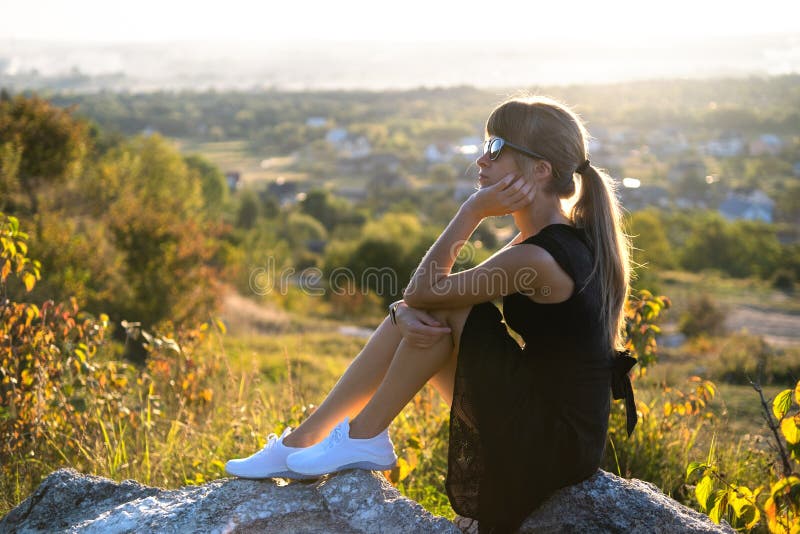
447,223,614,532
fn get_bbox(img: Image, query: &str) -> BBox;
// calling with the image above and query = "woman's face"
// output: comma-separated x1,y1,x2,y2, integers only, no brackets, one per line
476,139,523,189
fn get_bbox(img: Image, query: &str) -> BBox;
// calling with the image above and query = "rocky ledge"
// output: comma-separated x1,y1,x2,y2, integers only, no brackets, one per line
1,468,733,533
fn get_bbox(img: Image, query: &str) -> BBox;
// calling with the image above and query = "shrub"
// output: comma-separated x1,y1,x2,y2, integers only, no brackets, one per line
679,294,727,339
771,269,796,294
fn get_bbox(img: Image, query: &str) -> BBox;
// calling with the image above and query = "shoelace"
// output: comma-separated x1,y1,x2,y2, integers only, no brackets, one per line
325,425,345,450
259,433,280,453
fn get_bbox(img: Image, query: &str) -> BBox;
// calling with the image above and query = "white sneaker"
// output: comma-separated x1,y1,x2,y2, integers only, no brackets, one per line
225,427,315,479
285,417,397,476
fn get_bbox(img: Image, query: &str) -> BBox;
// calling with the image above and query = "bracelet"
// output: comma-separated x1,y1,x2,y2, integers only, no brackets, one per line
389,300,403,325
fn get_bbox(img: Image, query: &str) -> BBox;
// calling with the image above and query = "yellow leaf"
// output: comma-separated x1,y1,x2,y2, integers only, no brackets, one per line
21,369,33,387
395,457,413,482
696,475,714,511
781,415,800,445
795,380,800,406
210,459,225,472
663,401,673,417
113,376,129,389
773,389,793,420
199,388,213,402
22,272,35,292
744,506,761,530
215,318,227,335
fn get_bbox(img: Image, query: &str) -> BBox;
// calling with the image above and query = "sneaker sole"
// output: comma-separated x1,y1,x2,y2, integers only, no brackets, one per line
226,469,319,480
291,459,397,476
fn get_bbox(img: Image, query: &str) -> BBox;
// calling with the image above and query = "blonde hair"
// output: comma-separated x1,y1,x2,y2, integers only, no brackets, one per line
486,96,631,352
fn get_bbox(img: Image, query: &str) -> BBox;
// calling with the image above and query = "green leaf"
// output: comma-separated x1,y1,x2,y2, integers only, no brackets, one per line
743,505,760,530
686,461,707,481
708,493,725,524
69,397,87,412
773,389,793,420
695,475,714,511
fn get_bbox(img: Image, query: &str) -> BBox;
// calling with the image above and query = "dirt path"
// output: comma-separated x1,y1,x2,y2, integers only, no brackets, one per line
725,305,800,348
219,290,292,335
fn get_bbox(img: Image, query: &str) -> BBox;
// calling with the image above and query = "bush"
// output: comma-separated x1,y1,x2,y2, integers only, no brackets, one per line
706,334,800,386
771,268,796,293
679,294,727,339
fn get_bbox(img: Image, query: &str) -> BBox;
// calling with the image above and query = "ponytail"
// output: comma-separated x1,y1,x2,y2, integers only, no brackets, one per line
571,164,631,352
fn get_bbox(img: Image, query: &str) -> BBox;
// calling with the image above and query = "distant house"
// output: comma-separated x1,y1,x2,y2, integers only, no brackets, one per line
325,128,371,159
265,180,298,206
325,128,349,145
646,127,689,157
719,190,775,223
425,143,453,163
749,134,783,156
456,136,482,156
705,132,745,157
225,171,241,192
305,117,328,128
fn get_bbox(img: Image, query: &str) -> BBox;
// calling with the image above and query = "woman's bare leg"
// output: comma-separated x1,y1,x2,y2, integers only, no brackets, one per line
349,306,471,439
282,315,402,447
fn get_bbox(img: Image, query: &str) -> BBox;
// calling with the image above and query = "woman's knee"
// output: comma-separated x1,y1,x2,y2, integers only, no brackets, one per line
427,306,471,329
427,306,472,352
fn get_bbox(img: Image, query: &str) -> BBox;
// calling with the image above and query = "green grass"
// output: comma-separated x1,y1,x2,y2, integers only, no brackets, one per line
4,269,799,529
172,138,308,189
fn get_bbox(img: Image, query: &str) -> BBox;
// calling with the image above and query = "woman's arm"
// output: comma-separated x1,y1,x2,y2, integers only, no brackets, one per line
402,174,565,309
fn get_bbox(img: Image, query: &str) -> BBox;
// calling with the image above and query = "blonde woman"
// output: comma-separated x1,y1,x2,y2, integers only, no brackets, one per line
226,96,637,533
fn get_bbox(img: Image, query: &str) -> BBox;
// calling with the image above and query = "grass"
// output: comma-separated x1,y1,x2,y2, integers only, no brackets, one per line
3,270,799,530
172,138,308,189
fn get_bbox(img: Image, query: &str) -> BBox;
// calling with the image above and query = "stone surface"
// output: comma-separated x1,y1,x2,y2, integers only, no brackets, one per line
0,468,459,533
520,470,735,534
1,468,736,533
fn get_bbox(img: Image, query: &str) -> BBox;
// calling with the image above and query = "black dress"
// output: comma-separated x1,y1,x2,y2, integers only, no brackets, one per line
446,223,629,533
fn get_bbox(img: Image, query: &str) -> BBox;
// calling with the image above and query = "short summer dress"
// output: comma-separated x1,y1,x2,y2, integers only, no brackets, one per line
445,223,637,533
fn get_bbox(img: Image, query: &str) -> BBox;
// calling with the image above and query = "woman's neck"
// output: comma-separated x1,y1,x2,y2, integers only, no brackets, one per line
513,194,571,238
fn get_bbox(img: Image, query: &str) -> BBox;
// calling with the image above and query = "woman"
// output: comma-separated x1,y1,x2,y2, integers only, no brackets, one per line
226,95,637,533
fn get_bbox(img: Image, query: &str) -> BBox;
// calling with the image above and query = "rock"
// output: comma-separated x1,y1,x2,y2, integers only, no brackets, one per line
520,470,735,534
0,468,459,533
1,468,735,534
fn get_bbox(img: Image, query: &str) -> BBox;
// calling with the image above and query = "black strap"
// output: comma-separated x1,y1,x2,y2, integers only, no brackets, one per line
611,349,638,437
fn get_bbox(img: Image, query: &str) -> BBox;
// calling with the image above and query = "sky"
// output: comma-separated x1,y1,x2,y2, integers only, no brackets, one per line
1,0,798,43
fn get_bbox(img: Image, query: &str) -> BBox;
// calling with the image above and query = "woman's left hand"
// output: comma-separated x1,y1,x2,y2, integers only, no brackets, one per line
394,303,452,349
465,173,537,219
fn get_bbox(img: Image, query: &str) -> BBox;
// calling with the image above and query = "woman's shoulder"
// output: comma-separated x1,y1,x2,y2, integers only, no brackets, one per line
520,223,589,250
516,224,594,280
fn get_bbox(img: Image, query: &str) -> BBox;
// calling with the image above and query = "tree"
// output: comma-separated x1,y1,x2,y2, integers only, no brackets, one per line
184,154,228,216
299,189,361,230
236,189,260,229
628,209,676,271
0,94,89,214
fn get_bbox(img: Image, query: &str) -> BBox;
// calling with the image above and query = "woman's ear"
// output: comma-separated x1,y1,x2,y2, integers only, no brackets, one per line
533,160,553,182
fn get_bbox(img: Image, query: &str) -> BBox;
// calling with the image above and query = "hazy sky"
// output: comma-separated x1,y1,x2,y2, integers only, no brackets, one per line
1,0,798,43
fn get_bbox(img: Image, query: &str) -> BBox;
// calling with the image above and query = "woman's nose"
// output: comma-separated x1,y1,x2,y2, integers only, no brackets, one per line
476,152,490,167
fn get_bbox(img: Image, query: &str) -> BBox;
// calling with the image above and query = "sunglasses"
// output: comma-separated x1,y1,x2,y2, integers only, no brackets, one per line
483,137,548,162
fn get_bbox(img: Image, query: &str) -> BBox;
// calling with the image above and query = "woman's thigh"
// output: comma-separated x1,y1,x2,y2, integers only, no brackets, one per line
427,306,473,407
